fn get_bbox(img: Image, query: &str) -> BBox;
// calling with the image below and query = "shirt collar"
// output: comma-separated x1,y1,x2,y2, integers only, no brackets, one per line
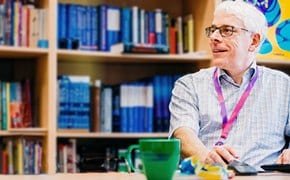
217,61,257,86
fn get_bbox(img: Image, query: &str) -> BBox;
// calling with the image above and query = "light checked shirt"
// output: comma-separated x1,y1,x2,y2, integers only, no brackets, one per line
169,61,290,168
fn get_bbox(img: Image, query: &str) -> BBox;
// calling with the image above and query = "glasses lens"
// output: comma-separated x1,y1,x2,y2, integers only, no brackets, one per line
220,25,234,37
205,26,215,37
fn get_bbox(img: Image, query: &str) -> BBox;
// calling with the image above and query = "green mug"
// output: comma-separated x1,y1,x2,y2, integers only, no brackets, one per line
125,138,181,180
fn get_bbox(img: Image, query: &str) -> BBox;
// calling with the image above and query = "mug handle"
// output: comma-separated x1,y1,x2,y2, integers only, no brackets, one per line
125,144,140,172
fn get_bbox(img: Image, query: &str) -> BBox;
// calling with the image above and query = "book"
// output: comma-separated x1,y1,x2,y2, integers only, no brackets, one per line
183,14,194,53
0,0,4,45
132,6,139,44
155,9,162,45
106,5,120,51
176,16,183,54
90,80,101,132
120,7,132,44
9,82,22,128
169,18,177,54
21,79,32,128
110,42,169,54
100,86,112,133
98,4,107,51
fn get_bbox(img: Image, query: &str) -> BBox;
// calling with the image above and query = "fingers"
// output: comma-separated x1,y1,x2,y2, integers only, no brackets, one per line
213,145,239,163
224,146,239,159
277,149,290,164
204,150,227,166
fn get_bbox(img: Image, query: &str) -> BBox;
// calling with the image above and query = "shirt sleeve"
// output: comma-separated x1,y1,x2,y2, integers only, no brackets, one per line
168,74,200,138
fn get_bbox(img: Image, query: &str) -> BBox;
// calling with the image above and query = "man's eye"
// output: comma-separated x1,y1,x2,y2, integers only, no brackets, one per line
221,27,233,33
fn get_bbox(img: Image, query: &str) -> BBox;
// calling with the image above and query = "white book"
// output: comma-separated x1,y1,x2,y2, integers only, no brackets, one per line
132,6,139,43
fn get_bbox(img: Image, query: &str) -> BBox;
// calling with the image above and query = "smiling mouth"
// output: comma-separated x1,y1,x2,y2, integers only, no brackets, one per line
213,49,227,53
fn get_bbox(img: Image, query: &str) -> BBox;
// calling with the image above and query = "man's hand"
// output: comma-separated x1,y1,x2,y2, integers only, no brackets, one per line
204,145,239,166
277,149,290,164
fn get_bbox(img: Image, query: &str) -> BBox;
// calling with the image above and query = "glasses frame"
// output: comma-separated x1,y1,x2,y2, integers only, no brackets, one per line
205,25,251,38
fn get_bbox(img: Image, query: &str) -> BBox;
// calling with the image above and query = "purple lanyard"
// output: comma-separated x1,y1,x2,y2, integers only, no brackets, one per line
213,67,258,145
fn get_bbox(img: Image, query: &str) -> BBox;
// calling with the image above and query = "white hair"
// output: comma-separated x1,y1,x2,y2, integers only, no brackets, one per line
215,0,268,50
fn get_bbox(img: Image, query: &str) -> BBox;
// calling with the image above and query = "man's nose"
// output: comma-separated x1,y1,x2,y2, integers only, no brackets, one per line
210,29,222,41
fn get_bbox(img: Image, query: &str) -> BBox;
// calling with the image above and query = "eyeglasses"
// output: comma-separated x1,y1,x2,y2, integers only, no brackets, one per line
205,25,251,38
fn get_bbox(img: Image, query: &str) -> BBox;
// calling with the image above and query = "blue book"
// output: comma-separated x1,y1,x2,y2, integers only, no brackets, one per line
0,2,5,45
91,6,98,51
120,7,132,43
143,81,153,132
153,75,163,132
106,6,120,51
4,0,14,45
67,4,78,49
1,81,7,130
57,3,67,48
155,9,163,45
98,4,107,51
161,75,172,132
112,85,120,132
76,4,86,50
83,5,92,51
57,76,68,129
148,11,155,44
120,83,129,132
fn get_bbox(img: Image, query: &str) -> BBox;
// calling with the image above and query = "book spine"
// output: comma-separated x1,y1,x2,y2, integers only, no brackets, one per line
132,6,138,44
120,7,131,44
140,9,145,44
76,4,84,50
112,85,120,132
169,18,177,54
1,81,7,130
155,9,162,45
106,6,120,51
57,3,67,48
91,6,98,51
67,4,77,49
120,83,128,132
83,5,91,51
98,4,107,51
90,80,101,132
0,1,5,45
148,11,155,44
176,16,183,54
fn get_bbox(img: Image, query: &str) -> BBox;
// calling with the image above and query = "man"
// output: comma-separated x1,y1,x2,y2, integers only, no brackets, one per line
169,0,290,169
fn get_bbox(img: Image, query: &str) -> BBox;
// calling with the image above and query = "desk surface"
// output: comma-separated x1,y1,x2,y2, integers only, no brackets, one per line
0,172,289,180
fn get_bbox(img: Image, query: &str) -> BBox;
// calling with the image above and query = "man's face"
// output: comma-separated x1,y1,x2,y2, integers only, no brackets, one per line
209,12,253,71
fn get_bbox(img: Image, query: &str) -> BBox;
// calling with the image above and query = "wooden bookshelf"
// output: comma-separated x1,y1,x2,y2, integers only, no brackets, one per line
0,0,289,176
57,131,168,139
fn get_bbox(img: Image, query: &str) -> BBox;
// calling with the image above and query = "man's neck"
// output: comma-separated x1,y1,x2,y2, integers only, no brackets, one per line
224,63,253,85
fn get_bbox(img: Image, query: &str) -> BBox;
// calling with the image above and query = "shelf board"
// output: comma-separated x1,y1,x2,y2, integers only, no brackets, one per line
0,46,49,58
57,131,168,138
0,128,47,136
257,58,290,65
57,49,211,63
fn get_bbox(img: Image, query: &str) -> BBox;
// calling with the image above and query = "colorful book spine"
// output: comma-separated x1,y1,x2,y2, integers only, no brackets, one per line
148,11,155,44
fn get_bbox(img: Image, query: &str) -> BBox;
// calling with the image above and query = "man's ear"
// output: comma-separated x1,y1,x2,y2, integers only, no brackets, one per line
248,33,261,52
